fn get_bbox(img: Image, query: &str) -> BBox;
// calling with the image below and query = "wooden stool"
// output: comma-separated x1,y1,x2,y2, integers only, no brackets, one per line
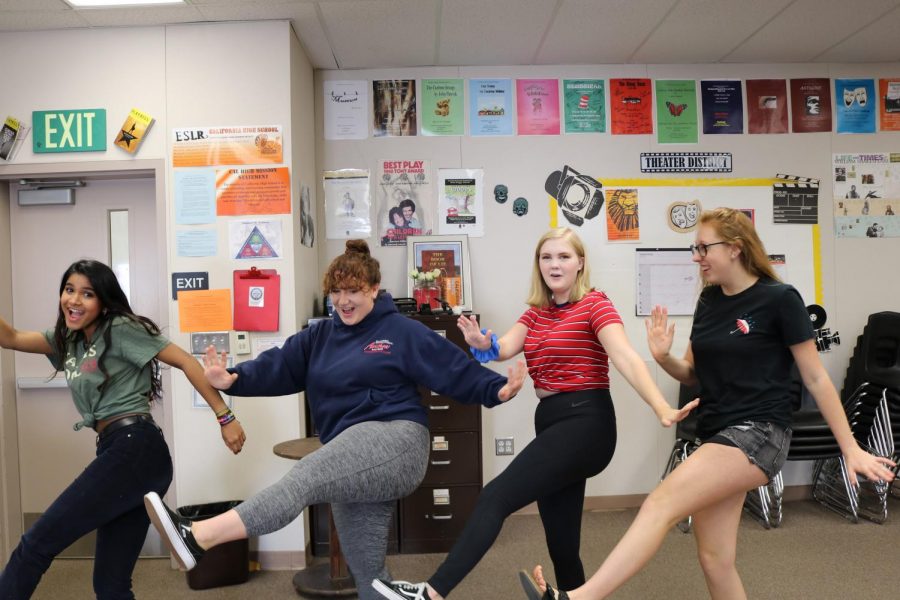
273,437,356,597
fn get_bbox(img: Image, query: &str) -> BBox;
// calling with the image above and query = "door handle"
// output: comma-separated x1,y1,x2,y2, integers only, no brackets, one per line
430,460,451,465
429,404,450,411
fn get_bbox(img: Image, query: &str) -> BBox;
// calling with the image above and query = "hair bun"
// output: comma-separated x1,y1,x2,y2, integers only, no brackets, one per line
345,239,371,256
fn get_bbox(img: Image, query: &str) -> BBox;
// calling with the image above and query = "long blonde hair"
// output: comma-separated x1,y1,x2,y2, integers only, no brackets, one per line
526,228,593,307
699,208,779,285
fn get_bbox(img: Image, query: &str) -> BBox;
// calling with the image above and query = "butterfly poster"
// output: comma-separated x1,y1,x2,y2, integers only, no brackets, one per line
746,79,788,134
655,80,697,144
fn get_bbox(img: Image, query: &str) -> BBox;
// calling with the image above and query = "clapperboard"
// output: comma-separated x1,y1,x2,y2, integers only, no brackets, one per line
773,174,819,225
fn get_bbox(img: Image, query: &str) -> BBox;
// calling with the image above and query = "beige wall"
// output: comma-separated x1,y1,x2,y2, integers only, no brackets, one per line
0,21,318,563
318,63,900,497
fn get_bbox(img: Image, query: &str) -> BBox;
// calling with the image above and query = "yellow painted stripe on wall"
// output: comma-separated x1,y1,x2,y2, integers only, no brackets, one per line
812,224,823,305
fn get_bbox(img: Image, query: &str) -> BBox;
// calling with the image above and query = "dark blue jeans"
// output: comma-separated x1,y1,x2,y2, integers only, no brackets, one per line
0,419,172,599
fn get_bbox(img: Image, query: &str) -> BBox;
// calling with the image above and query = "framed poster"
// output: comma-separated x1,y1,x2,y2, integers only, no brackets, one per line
406,235,473,311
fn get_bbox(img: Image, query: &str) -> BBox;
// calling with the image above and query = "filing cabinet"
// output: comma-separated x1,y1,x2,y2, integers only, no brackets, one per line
400,313,483,553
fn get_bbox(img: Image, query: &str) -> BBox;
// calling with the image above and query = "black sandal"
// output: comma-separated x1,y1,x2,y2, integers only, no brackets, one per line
518,570,569,600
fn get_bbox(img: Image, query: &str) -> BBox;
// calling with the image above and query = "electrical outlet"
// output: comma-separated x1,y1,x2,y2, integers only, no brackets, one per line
495,437,514,456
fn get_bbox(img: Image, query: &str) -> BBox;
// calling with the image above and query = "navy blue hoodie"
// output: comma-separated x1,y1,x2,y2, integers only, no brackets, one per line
227,293,507,443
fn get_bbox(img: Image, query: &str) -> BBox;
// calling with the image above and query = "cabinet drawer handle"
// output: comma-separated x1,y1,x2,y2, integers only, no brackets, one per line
431,514,452,520
430,460,451,465
429,405,450,411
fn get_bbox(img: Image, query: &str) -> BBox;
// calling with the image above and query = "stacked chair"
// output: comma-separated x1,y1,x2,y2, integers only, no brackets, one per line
824,311,900,519
759,311,900,525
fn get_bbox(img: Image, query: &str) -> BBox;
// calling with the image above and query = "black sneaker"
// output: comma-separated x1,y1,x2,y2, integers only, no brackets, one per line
371,579,430,600
144,491,205,570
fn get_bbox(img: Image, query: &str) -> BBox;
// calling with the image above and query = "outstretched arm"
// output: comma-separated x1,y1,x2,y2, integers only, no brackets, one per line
792,340,895,485
0,316,52,354
600,323,696,427
457,315,527,361
158,343,246,454
644,305,697,386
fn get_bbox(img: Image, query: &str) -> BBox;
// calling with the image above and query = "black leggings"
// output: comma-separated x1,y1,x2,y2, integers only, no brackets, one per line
428,389,617,596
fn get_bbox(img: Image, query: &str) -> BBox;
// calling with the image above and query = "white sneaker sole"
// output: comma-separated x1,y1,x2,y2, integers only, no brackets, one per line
519,569,544,600
144,492,197,570
371,579,420,600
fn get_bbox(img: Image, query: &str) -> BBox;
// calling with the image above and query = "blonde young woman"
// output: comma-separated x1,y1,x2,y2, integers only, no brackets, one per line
523,209,896,600
375,228,692,600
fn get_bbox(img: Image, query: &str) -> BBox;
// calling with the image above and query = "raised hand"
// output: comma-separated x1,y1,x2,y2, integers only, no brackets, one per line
202,345,238,390
657,397,699,428
498,360,527,402
645,305,675,362
457,314,492,350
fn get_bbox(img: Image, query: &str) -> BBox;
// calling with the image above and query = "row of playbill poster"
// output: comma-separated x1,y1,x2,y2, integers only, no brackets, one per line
833,153,900,238
324,78,900,140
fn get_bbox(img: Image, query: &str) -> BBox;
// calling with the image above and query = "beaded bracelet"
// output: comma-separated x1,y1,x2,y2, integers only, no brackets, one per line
470,328,500,363
217,409,236,427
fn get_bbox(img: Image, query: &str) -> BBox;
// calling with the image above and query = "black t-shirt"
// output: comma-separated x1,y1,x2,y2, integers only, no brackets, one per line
689,278,814,439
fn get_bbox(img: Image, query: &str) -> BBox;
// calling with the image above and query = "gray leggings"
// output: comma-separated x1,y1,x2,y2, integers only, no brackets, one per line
235,420,429,600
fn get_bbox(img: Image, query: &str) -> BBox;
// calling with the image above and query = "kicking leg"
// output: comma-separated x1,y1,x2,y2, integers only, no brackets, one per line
529,443,767,599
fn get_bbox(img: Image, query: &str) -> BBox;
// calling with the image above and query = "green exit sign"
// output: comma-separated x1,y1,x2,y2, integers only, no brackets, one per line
33,109,107,153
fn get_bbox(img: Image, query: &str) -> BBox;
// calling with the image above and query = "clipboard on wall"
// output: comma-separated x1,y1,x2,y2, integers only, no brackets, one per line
233,267,280,331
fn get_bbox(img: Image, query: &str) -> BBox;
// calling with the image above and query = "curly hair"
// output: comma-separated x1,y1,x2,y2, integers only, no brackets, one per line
322,240,381,295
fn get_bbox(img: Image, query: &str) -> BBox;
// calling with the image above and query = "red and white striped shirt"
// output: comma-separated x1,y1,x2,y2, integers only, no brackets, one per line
517,290,622,393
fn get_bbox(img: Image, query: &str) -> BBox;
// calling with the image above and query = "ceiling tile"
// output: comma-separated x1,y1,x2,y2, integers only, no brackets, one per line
0,9,89,30
0,0,68,9
438,0,554,66
725,0,900,63
631,0,793,64
319,0,438,69
76,5,203,27
539,0,679,65
814,4,900,62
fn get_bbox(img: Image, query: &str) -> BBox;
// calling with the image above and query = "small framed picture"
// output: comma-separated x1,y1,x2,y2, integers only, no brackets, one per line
406,234,473,311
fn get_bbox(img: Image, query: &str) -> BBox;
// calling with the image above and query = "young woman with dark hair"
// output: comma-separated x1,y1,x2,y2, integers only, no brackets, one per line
0,259,244,599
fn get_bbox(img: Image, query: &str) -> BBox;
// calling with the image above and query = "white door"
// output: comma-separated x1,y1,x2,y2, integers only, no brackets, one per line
9,176,165,557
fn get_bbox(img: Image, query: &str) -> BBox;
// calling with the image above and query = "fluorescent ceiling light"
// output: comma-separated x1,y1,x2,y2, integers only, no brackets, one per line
65,0,185,7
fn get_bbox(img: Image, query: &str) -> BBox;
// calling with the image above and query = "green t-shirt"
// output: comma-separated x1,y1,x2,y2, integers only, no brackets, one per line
43,316,170,431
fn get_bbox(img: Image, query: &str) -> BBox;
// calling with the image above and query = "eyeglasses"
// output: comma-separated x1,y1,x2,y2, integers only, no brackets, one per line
689,241,727,257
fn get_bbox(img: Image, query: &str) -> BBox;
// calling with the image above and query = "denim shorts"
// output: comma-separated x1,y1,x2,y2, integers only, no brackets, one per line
705,421,792,481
